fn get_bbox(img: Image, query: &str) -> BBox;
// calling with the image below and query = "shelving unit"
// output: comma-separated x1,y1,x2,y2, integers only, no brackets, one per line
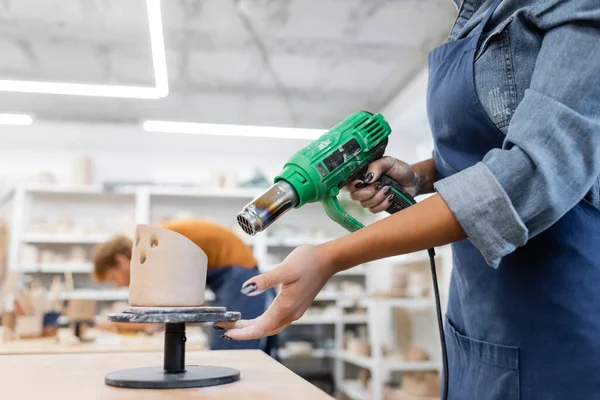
21,233,111,244
334,248,451,400
279,348,335,360
339,380,369,400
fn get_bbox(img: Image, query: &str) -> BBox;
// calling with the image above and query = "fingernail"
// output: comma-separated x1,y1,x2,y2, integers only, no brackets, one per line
355,182,365,189
213,325,225,331
383,186,391,195
374,182,381,191
241,283,257,295
220,335,232,340
365,173,374,183
388,194,394,201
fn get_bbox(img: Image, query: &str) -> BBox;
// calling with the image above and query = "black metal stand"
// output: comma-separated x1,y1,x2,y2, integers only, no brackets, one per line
104,307,241,390
164,323,186,373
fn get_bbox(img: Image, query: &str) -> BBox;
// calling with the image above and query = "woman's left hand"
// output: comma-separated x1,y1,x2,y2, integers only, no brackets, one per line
215,245,335,340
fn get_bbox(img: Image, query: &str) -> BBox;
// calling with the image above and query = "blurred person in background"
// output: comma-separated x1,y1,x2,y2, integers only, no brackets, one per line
93,219,278,357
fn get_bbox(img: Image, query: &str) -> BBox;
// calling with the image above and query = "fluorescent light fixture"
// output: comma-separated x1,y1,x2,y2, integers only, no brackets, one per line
0,0,168,99
0,114,33,126
143,120,326,140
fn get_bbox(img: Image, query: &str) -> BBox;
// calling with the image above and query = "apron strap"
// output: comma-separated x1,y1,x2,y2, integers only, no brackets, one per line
474,0,504,46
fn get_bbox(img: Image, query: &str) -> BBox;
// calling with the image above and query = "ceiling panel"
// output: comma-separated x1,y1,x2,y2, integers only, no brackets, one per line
0,0,457,128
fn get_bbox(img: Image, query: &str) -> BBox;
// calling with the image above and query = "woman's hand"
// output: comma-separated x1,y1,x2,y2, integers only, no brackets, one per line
215,245,336,340
346,156,423,213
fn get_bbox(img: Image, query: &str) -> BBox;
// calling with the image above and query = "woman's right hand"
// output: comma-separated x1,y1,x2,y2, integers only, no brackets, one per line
345,156,422,213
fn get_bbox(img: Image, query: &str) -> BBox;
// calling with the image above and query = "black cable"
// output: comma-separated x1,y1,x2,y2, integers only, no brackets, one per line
428,247,448,400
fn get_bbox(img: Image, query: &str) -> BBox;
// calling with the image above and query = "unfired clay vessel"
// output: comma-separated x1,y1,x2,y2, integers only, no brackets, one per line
129,224,207,307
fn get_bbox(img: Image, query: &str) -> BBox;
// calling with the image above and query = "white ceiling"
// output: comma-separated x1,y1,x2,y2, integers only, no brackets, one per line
0,0,456,128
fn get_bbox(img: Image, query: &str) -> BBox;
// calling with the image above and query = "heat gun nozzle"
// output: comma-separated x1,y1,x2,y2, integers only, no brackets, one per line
236,181,298,236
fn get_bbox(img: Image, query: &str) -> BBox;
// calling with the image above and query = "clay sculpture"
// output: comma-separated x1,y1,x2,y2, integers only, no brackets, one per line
129,224,207,307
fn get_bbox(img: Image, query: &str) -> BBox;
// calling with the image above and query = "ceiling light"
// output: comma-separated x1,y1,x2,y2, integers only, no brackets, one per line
0,0,168,99
0,114,33,126
143,121,326,140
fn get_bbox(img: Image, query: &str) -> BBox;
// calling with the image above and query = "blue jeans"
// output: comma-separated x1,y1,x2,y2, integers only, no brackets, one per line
206,266,279,357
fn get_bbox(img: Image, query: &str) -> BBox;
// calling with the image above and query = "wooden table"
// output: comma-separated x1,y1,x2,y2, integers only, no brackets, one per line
1,350,334,400
0,328,206,355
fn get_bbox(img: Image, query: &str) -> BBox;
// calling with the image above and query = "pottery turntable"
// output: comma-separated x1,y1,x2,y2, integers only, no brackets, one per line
105,306,241,389
104,224,242,389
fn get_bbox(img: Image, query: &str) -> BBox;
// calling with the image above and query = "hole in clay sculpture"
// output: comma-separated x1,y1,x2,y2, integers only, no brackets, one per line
140,252,147,264
150,236,159,248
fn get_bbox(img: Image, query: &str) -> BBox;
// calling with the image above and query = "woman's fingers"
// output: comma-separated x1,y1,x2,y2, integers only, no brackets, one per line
360,185,390,209
239,263,297,297
214,318,256,331
364,157,397,183
221,297,296,340
369,194,393,213
349,184,379,202
345,179,367,193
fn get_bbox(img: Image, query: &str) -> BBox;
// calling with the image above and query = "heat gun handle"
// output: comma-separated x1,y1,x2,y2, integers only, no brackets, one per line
379,174,417,214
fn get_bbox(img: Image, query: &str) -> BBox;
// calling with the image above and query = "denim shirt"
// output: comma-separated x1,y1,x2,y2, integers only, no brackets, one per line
433,0,600,267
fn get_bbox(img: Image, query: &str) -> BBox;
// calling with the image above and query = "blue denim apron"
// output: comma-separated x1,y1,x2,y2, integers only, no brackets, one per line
427,0,600,398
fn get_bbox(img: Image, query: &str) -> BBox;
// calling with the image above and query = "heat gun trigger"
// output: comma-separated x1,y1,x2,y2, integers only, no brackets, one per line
377,175,417,214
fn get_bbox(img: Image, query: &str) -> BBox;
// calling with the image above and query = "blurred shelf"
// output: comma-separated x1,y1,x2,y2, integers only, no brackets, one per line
279,348,334,360
339,380,368,400
381,252,431,265
266,236,337,247
382,359,440,372
359,297,433,308
335,266,367,276
59,289,129,301
20,263,93,273
292,316,338,325
21,184,136,196
313,292,341,301
341,314,368,324
21,233,112,244
148,187,262,199
337,351,373,369
337,351,440,372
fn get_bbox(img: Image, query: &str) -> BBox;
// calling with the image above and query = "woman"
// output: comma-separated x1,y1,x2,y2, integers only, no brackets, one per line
218,1,600,398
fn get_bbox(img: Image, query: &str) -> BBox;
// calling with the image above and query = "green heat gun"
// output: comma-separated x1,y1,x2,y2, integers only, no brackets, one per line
236,111,449,400
236,111,417,235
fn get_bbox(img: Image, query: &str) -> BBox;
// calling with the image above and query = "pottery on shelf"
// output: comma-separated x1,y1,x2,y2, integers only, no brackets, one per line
129,224,208,307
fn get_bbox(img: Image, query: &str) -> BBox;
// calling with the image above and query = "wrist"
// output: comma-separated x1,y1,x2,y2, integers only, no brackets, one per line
315,241,347,276
411,158,437,195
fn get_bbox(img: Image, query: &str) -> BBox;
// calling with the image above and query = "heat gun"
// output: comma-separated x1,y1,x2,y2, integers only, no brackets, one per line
236,111,449,400
236,111,417,235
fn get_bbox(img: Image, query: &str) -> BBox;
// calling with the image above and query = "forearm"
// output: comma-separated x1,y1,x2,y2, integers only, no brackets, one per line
411,158,437,195
320,194,465,272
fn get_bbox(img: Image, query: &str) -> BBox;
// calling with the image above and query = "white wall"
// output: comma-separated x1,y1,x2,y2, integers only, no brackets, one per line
0,122,314,189
381,67,433,164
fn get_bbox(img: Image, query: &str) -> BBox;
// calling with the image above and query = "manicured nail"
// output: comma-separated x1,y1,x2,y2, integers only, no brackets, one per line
241,283,257,295
383,186,391,195
220,335,232,340
374,182,382,190
213,325,225,331
355,182,366,189
388,194,394,202
365,172,374,183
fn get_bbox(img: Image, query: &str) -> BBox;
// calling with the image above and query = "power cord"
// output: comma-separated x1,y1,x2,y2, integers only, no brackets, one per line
428,248,448,400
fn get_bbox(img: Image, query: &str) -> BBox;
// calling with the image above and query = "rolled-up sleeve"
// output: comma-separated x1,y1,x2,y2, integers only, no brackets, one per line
434,17,600,267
